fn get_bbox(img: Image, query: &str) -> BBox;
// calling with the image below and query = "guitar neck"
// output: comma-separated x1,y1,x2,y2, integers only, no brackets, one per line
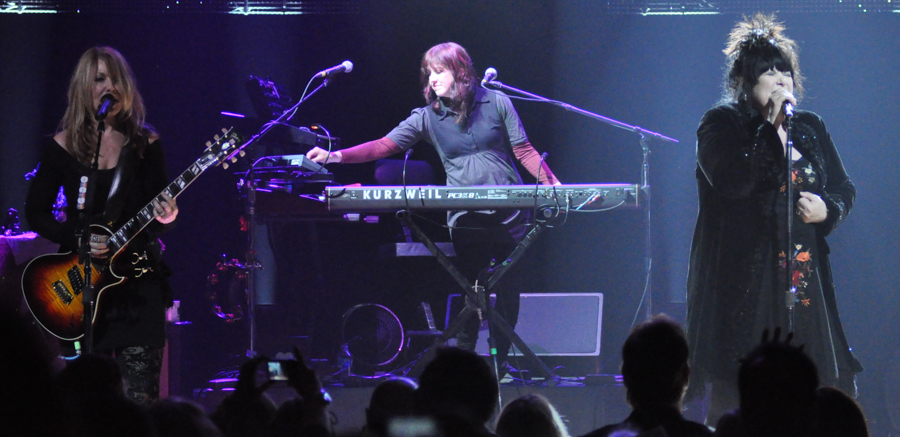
104,129,244,254
106,163,202,254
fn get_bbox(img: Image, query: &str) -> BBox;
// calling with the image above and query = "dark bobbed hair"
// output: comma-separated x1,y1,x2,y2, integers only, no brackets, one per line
620,314,690,408
420,42,477,126
415,346,498,426
722,13,804,107
738,337,819,436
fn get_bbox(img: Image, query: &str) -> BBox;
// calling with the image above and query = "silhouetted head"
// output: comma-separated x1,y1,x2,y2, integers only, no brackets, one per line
149,397,222,437
811,386,868,437
620,314,690,409
738,332,818,436
416,347,498,427
495,394,570,437
269,398,306,437
366,377,418,436
0,308,61,435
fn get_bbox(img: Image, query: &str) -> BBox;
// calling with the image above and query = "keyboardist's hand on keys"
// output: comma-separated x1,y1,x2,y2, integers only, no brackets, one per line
306,146,342,164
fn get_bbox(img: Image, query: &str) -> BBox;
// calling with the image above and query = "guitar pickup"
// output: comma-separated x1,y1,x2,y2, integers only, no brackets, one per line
52,280,75,306
67,265,85,296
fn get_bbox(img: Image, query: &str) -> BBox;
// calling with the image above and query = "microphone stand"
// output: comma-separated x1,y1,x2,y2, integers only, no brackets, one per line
483,80,677,321
783,114,796,332
236,78,333,357
78,119,106,353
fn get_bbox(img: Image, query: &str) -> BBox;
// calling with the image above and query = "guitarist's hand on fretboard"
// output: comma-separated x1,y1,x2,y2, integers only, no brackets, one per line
152,192,178,224
88,233,110,259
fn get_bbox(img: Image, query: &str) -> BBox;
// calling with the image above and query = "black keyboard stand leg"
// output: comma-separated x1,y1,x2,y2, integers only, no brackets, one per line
400,212,559,385
407,293,480,377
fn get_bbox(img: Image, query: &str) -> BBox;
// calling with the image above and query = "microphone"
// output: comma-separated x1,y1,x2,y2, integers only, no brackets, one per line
481,67,497,87
540,151,548,161
95,94,116,121
316,61,353,79
784,102,794,118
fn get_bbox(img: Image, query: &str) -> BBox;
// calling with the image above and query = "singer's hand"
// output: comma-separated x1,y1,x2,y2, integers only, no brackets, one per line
306,147,341,164
765,88,797,128
796,191,827,223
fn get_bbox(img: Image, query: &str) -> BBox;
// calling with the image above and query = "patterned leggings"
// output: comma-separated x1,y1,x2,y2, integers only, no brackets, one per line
112,346,164,405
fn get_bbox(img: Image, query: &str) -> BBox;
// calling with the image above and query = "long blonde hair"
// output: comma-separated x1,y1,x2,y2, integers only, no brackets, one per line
59,46,154,163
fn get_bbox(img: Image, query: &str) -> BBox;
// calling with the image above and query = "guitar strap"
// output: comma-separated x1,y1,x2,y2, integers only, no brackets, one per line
102,142,140,227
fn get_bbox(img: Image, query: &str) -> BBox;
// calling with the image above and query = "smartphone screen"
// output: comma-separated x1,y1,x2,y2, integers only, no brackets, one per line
267,360,287,381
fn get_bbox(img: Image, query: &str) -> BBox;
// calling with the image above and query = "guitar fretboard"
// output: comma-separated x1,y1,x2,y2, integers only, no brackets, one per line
105,130,242,253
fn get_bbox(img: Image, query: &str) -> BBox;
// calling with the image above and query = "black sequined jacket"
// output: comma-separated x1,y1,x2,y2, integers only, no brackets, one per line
685,103,860,398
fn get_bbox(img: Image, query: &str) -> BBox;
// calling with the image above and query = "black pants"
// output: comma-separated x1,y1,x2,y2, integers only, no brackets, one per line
449,210,528,362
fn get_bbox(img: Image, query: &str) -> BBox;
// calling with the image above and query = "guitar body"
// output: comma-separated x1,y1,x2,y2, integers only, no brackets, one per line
20,225,156,340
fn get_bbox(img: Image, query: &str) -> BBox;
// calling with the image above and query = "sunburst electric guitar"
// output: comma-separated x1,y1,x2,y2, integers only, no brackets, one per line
22,128,246,340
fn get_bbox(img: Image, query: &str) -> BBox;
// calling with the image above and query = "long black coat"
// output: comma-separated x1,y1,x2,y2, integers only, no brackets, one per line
685,103,860,398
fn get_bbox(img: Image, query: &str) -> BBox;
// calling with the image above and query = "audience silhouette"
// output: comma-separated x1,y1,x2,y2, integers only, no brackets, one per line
363,377,418,437
811,386,869,437
496,393,571,437
0,307,62,437
1,305,876,437
714,329,819,437
583,315,712,437
149,397,223,437
56,352,157,436
414,346,500,436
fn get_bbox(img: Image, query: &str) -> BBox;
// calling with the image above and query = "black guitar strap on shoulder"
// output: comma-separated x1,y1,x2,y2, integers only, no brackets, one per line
102,142,140,227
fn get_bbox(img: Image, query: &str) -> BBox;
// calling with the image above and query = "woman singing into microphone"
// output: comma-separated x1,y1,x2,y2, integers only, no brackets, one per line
684,14,861,423
25,47,177,404
307,42,560,371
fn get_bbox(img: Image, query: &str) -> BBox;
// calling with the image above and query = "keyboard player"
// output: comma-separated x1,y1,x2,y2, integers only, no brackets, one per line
306,42,560,371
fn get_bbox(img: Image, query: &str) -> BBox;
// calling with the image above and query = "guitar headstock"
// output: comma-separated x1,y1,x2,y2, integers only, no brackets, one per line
200,127,246,170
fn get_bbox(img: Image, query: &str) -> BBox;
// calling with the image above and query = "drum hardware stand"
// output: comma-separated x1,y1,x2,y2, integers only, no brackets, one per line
482,77,677,325
402,210,560,389
234,75,336,357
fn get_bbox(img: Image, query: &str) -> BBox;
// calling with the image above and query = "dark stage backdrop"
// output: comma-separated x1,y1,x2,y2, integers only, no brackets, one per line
1,2,897,433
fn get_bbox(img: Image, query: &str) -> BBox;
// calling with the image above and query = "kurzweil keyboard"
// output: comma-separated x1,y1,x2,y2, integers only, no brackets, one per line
326,183,641,212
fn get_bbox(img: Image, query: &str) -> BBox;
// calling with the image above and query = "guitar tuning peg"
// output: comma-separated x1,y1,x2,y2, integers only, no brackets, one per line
205,141,212,147
221,128,228,134
222,162,230,170
213,134,220,141
239,150,246,157
230,157,238,163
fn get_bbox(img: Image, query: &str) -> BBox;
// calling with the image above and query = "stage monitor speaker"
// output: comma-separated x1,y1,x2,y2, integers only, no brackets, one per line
445,293,603,356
